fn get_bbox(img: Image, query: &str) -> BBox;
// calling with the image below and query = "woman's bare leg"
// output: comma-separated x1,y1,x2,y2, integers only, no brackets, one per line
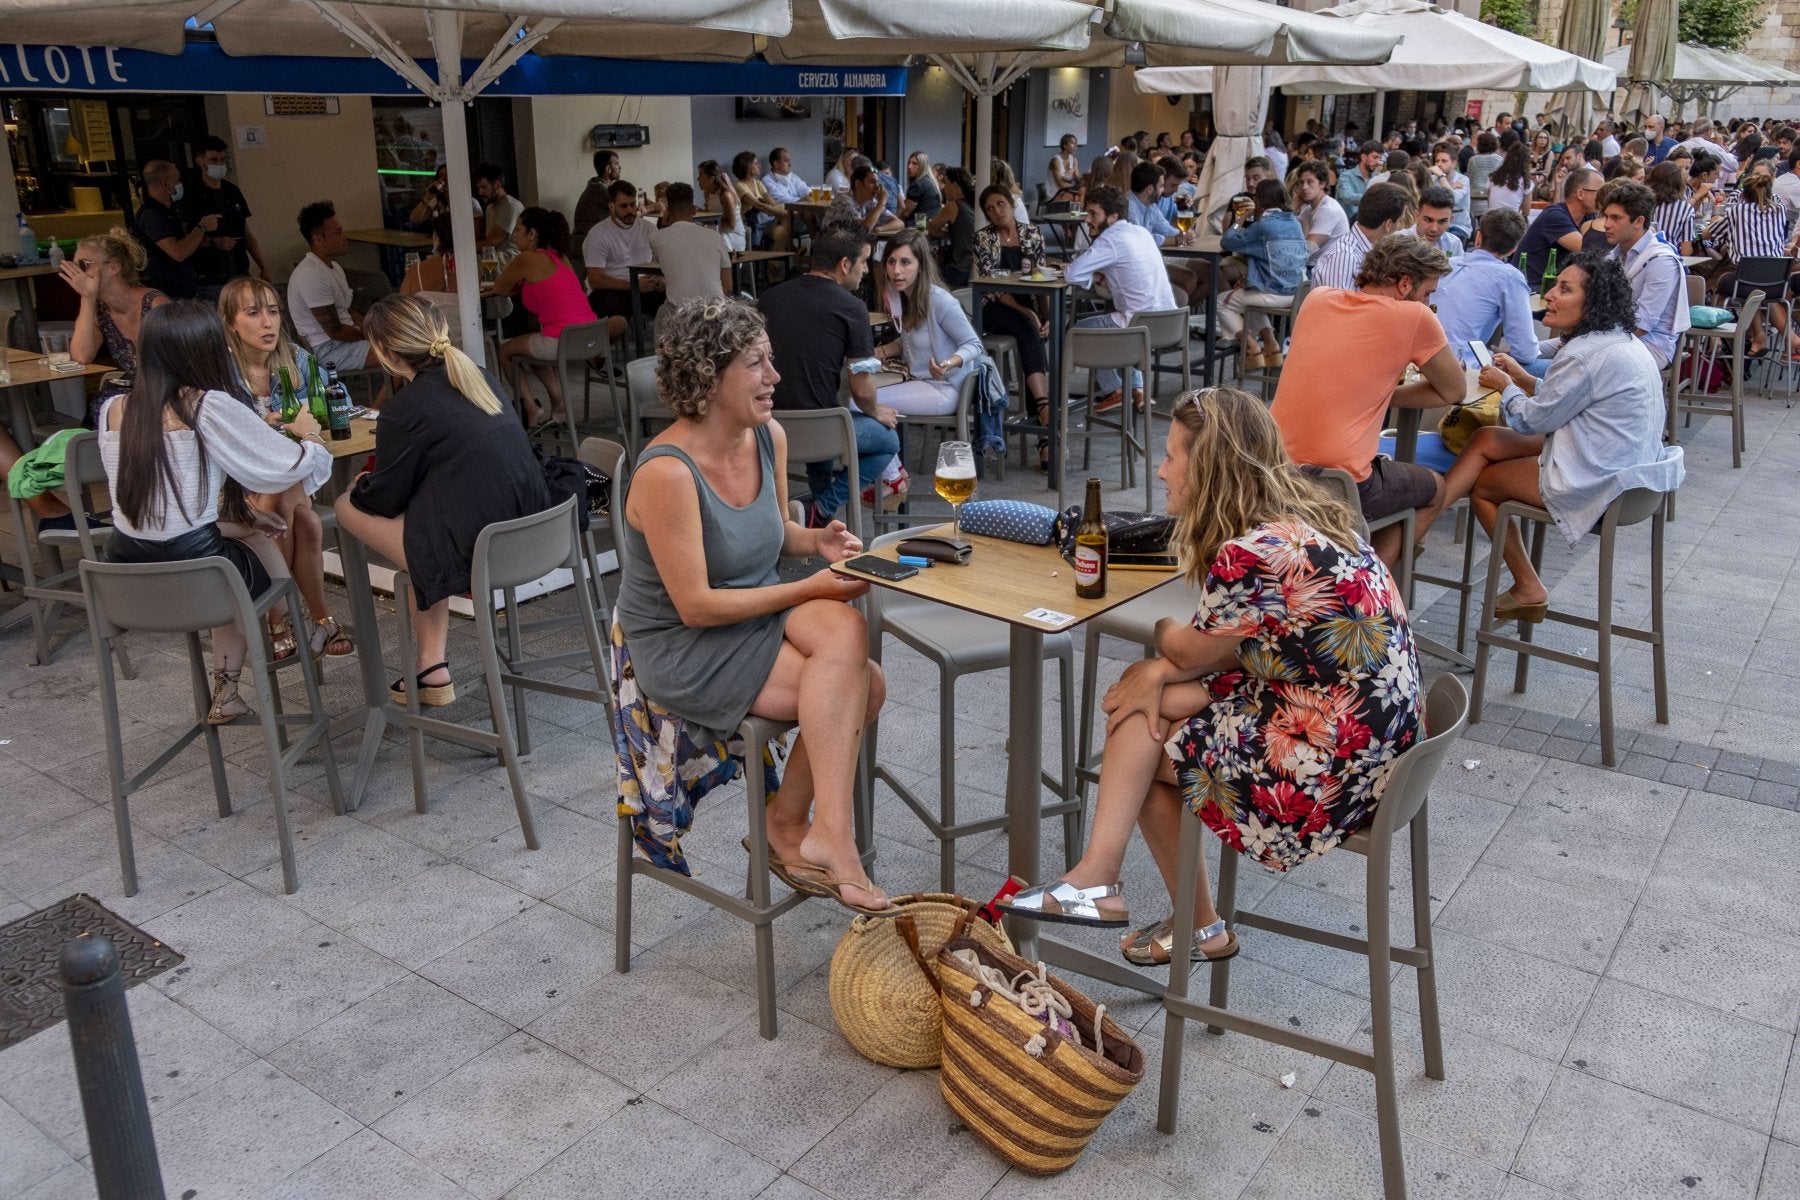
531,365,566,418
333,497,450,682
1415,426,1543,544
749,598,887,908
1470,456,1549,606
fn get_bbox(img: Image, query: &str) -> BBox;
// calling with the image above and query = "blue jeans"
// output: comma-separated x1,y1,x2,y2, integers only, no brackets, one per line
1076,313,1143,396
805,409,900,521
1523,357,1552,380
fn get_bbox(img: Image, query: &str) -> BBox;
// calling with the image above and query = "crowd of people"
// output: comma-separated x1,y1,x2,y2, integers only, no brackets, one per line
12,101,1740,945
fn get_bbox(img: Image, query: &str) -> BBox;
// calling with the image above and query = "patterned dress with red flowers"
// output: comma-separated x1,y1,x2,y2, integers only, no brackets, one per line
1164,519,1423,872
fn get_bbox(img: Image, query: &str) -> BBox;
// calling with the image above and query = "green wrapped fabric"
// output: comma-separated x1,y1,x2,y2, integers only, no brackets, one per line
6,428,83,500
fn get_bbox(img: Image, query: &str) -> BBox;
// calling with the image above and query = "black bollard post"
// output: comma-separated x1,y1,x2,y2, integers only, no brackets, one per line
59,935,167,1200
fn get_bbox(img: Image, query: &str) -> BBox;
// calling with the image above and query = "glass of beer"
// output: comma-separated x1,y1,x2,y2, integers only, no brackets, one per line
935,441,977,539
1174,211,1195,235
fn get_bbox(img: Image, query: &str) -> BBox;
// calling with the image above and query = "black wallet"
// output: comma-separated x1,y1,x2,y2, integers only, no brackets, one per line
897,535,972,565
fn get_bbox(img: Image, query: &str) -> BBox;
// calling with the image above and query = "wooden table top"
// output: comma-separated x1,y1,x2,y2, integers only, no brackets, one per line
1679,255,1710,269
325,416,379,459
1,346,113,388
971,271,1071,291
834,522,1178,633
345,228,432,248
0,262,59,283
1161,233,1226,258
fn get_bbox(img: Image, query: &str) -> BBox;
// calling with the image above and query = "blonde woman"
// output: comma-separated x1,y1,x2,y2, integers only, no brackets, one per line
333,295,551,707
988,158,1032,226
218,276,351,661
56,228,169,425
1003,388,1422,965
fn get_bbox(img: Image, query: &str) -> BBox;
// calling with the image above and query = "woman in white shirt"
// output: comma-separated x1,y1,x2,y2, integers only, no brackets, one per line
824,148,857,195
1486,142,1533,215
101,301,333,724
697,159,745,252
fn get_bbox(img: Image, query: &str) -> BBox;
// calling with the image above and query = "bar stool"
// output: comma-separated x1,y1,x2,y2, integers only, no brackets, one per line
7,431,134,675
863,527,1082,892
1062,323,1154,512
1157,674,1470,1200
1235,284,1309,401
516,320,619,447
604,448,809,1040
1670,289,1763,468
390,495,610,848
1470,487,1671,768
79,557,344,895
624,356,677,461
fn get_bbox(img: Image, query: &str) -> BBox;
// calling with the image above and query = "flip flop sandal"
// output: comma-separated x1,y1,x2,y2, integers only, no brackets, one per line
803,873,899,919
741,837,833,899
998,880,1128,928
1120,916,1239,966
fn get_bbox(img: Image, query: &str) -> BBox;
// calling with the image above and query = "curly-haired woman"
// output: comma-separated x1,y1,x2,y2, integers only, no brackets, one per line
613,297,891,914
1415,251,1684,621
1001,387,1422,965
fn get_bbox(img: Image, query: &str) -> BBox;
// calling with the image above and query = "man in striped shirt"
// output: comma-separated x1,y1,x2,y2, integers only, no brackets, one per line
1311,182,1410,290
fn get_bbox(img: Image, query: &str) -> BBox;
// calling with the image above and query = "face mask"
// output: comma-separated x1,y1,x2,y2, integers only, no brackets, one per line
206,164,229,180
171,183,185,202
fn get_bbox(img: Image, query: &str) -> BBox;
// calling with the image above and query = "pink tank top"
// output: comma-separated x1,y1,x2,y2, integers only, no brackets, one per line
520,251,595,340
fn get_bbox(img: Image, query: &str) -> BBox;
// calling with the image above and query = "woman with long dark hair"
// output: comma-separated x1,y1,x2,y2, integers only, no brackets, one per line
491,206,597,431
99,301,331,723
1415,252,1683,619
873,229,983,418
1487,141,1534,214
926,165,978,287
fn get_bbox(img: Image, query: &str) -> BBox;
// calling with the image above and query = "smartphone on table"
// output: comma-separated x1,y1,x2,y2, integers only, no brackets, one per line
839,554,918,582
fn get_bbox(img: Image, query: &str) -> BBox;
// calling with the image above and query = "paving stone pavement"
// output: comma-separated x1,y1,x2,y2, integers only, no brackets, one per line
2,364,1798,1199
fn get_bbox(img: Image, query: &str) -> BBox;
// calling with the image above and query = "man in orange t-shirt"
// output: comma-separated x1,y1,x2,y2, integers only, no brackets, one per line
1271,234,1467,564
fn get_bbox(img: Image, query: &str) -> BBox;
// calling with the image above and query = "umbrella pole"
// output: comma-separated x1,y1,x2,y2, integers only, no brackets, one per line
431,11,487,366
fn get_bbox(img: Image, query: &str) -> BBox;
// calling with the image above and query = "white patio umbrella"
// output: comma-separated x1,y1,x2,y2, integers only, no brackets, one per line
0,0,1102,355
1134,0,1615,225
1602,40,1800,114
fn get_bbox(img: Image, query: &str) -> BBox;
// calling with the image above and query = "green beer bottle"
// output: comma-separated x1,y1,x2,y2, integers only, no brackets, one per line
277,365,300,425
307,356,330,426
1538,247,1559,294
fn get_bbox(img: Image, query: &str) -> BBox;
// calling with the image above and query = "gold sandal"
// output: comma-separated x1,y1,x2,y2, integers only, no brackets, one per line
310,616,354,661
267,613,298,662
207,669,253,726
1120,916,1238,966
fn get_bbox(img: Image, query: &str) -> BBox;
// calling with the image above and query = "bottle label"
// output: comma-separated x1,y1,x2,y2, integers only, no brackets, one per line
1074,545,1102,585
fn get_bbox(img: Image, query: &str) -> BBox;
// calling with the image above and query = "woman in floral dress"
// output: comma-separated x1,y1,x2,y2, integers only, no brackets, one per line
1003,387,1422,965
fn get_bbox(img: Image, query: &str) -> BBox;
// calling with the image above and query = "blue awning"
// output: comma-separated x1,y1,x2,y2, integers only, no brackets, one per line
0,41,909,97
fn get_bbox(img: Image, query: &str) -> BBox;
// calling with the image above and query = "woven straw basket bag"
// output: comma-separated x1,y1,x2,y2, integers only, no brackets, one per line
935,937,1144,1175
828,893,1013,1069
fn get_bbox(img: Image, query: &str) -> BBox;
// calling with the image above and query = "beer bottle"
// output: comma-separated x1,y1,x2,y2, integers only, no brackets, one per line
325,367,353,441
276,365,300,425
1074,477,1108,600
307,356,330,426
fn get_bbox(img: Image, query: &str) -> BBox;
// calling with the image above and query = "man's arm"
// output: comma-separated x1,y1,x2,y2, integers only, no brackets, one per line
152,212,218,263
1392,343,1467,408
310,304,364,343
244,225,269,279
1499,276,1539,362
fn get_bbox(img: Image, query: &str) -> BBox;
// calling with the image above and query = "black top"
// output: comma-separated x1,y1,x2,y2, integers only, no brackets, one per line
131,197,197,298
180,176,253,284
906,176,942,219
348,363,552,609
1519,201,1577,286
941,202,977,283
759,274,873,411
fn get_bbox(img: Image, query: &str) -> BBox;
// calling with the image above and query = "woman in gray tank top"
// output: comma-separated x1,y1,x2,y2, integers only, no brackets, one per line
616,297,891,914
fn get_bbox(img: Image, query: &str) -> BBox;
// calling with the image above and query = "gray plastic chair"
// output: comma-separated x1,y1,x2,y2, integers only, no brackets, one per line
606,448,808,1040
624,355,677,461
1471,487,1670,767
775,405,874,537
1314,466,1415,611
1157,674,1470,1200
863,527,1081,890
1133,304,1191,401
79,556,343,895
389,495,607,847
576,436,625,631
518,319,618,447
8,431,133,675
1236,283,1309,400
1671,289,1763,468
1062,323,1154,512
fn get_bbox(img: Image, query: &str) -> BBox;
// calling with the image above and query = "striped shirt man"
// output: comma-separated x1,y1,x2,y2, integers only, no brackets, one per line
1310,223,1373,290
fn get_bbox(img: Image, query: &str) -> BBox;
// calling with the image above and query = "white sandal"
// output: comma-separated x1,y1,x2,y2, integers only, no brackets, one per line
997,880,1128,928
